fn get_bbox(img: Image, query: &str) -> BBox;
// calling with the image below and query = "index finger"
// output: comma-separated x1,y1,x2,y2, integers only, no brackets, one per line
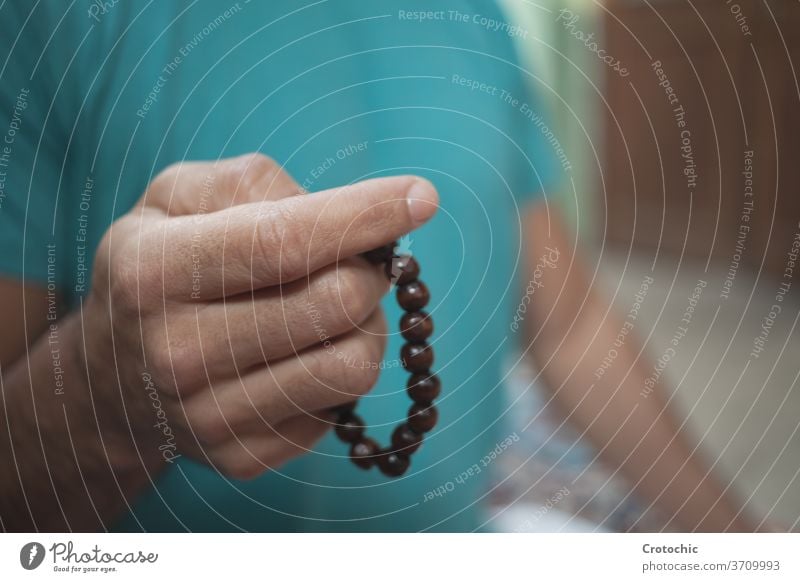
157,175,438,299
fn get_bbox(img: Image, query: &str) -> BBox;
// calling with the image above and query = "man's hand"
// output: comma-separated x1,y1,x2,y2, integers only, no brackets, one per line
0,153,437,530
85,153,438,478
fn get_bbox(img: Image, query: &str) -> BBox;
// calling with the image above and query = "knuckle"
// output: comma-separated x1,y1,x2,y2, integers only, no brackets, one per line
92,214,163,309
304,346,336,384
253,204,305,281
143,336,172,380
303,347,362,401
309,325,385,399
107,246,143,310
315,273,350,329
226,153,281,198
99,219,162,310
149,162,181,194
167,345,203,389
336,269,371,322
310,267,373,334
145,338,199,393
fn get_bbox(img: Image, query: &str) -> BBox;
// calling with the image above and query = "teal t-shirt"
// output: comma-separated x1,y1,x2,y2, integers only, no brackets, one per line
0,1,561,531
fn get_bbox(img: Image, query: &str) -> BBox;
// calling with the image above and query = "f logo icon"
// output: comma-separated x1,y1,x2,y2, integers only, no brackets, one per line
19,542,45,570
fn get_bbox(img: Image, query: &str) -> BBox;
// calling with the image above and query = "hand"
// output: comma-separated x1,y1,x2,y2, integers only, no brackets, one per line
81,153,438,479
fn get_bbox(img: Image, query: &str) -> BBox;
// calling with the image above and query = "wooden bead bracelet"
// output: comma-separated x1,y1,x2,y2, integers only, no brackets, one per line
330,242,440,477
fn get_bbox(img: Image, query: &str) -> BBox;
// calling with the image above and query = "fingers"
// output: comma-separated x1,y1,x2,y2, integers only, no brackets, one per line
141,153,301,215
180,257,390,380
204,414,333,480
265,175,439,279
140,175,437,300
177,309,387,432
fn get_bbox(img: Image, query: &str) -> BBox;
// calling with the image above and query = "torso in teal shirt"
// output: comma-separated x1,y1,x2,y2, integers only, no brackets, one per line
0,0,559,531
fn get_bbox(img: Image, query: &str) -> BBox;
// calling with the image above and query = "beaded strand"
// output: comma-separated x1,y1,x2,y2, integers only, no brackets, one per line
330,242,440,477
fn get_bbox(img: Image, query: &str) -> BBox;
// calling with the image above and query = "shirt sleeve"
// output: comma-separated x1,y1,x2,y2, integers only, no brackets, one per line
0,4,76,287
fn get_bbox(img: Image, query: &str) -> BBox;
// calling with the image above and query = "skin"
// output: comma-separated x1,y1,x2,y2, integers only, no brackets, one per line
0,155,437,531
521,208,754,532
0,154,752,531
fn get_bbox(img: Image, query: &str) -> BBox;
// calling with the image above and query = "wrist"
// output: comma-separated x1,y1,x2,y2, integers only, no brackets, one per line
1,305,165,530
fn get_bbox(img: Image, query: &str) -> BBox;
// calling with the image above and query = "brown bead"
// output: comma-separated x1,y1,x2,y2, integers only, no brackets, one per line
363,242,397,265
376,449,411,477
386,254,420,286
397,280,430,311
329,401,357,416
335,413,365,443
350,437,380,470
400,311,433,342
391,423,423,455
407,373,441,403
408,403,438,434
401,342,433,373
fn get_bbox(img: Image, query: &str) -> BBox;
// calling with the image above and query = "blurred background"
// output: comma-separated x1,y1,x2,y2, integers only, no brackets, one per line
490,0,800,531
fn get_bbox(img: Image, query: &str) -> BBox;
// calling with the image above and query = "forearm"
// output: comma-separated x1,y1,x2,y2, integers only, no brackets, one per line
0,311,159,531
520,204,751,531
528,297,749,532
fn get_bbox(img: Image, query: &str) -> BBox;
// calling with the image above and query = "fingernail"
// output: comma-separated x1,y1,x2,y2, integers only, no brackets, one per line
406,179,439,226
